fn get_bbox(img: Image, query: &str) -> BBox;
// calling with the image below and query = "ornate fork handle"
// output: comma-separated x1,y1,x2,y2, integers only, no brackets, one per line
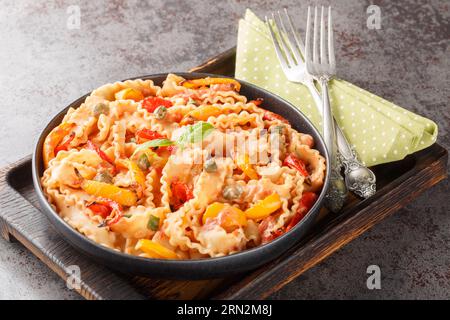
335,125,376,198
308,80,376,199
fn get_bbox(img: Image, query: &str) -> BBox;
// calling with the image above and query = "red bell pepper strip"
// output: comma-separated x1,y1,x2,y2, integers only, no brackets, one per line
105,200,124,226
283,154,309,177
170,180,194,210
136,129,175,154
262,110,289,124
88,198,124,226
54,132,75,155
285,192,317,232
86,140,114,166
141,96,173,113
249,98,264,106
135,129,165,143
87,202,112,219
258,216,285,244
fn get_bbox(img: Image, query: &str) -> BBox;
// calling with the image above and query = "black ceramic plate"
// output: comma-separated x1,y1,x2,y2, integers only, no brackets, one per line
32,72,330,279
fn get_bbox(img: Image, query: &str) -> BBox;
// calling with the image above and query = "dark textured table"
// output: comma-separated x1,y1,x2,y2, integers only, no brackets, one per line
0,0,448,299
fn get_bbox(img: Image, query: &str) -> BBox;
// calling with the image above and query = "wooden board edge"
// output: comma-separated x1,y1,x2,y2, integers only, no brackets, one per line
189,47,237,74
0,157,146,300
0,156,32,241
214,146,448,299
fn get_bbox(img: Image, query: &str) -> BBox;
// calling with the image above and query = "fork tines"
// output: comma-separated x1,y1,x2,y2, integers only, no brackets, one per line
304,6,335,77
266,8,306,69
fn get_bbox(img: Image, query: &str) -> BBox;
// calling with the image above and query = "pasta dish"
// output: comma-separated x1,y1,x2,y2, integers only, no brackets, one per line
41,74,326,259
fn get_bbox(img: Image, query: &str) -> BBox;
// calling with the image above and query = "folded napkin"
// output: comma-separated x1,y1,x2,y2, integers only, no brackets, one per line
236,9,438,166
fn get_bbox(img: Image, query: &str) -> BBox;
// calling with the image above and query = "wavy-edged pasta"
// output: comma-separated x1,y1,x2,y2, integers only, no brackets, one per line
41,74,326,259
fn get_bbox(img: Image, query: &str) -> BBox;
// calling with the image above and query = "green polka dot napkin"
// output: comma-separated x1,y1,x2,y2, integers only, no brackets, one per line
235,9,438,167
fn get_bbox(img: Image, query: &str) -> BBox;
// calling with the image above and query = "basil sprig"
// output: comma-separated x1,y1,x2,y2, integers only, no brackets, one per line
132,138,175,157
176,122,214,147
133,122,214,157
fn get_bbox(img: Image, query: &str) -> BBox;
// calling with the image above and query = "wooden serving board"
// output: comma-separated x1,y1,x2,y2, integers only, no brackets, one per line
0,48,447,300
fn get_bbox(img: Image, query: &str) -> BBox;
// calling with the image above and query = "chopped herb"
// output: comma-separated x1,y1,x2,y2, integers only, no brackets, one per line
147,215,160,231
123,214,132,218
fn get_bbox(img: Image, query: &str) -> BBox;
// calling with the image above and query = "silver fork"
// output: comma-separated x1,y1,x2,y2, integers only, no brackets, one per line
305,6,348,212
266,7,346,212
266,7,376,206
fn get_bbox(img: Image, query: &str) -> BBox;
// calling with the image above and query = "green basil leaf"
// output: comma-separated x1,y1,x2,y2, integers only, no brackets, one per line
147,215,160,231
132,139,175,157
176,122,215,146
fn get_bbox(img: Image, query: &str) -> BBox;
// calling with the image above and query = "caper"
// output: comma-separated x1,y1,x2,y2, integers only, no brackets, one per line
93,102,110,116
154,106,167,119
94,171,113,184
222,185,243,200
137,153,151,171
204,158,218,173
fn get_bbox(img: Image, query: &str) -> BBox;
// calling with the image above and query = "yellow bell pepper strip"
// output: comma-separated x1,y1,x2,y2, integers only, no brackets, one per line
202,203,247,232
43,122,76,168
81,180,137,207
202,202,226,224
180,105,222,125
245,193,282,220
135,239,178,259
114,88,144,102
219,206,247,232
236,154,259,180
116,159,146,190
181,77,241,92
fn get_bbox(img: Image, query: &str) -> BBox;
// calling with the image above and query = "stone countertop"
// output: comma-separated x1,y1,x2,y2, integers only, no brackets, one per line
0,0,448,299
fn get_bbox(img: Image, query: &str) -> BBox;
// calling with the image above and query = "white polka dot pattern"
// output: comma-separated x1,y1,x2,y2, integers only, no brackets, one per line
235,10,438,167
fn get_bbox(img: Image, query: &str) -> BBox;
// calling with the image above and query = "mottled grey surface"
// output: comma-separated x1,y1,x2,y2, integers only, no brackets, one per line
0,0,448,299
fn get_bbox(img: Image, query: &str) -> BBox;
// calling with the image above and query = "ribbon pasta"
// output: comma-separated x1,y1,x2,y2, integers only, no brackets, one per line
41,74,326,259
